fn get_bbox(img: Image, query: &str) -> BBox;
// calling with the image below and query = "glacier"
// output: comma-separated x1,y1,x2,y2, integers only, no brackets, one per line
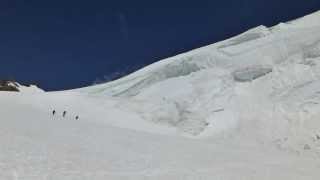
1,10,320,180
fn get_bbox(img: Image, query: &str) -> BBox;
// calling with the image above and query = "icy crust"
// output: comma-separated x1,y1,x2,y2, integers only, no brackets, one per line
127,68,236,136
303,41,320,59
112,60,202,96
218,25,270,49
77,53,217,96
232,65,272,82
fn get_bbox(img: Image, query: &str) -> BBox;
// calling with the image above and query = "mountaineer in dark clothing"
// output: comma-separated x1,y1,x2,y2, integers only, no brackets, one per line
75,116,79,120
63,111,67,118
52,110,56,116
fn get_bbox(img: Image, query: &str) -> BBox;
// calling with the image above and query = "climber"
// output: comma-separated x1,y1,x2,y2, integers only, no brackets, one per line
63,111,67,118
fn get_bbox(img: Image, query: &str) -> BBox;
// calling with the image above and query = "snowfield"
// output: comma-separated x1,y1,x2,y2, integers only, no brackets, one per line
2,10,320,179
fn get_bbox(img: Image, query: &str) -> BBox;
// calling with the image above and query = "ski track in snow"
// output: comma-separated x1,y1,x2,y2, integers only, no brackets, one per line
2,10,320,179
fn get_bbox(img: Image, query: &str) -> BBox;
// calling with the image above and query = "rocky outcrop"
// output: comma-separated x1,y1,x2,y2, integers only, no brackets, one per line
0,80,20,92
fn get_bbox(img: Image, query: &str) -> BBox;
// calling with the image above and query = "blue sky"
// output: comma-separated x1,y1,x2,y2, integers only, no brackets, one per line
1,0,320,90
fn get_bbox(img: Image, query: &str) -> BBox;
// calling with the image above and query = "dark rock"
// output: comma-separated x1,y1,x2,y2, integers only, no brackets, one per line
0,80,20,92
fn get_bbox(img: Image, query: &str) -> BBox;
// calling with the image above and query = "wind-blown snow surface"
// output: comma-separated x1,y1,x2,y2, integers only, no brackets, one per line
2,11,320,179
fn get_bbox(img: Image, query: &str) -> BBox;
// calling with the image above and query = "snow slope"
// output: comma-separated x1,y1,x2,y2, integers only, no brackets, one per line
1,92,320,180
1,10,320,179
17,84,44,93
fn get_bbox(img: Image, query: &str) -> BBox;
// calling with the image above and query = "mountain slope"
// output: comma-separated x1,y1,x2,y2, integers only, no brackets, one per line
73,10,320,142
1,10,320,180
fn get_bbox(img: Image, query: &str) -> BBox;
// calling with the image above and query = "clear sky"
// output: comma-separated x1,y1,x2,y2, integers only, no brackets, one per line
1,0,320,91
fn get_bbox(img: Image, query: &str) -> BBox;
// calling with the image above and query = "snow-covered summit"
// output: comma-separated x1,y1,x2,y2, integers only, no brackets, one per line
0,80,44,93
